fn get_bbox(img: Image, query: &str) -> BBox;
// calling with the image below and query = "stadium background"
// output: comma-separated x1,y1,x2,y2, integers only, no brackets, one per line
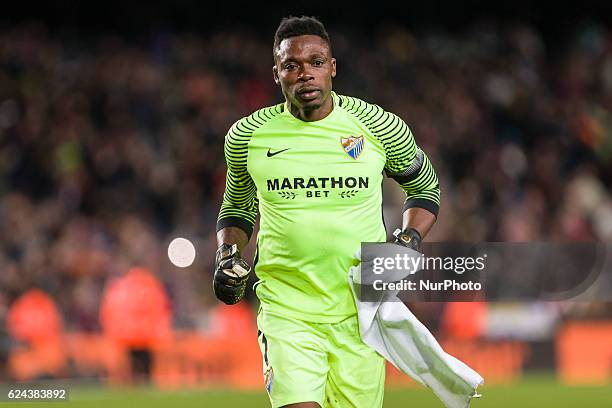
1,1,611,406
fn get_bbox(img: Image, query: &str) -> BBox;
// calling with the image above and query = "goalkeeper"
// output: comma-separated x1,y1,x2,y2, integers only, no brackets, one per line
214,16,439,408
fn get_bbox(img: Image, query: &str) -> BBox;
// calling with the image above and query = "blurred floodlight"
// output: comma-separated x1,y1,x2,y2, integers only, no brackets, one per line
168,237,196,267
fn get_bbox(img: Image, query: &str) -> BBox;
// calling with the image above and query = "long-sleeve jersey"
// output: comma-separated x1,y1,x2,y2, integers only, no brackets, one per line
217,92,440,323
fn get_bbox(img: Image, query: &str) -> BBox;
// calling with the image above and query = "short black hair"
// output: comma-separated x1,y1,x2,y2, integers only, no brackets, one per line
273,16,331,56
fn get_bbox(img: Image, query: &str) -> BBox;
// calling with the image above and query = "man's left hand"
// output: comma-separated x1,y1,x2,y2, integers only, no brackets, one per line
393,228,422,252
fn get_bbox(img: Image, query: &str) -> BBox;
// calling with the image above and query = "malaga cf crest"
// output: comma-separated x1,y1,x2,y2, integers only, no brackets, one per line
340,135,365,160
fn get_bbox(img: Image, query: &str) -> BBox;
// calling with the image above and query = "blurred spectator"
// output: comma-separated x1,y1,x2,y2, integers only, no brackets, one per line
6,289,67,379
100,267,171,382
7,289,63,342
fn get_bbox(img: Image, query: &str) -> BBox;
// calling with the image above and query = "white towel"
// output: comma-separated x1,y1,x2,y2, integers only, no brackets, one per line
348,252,484,408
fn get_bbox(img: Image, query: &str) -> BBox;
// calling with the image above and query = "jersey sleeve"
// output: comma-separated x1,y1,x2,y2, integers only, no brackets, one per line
216,118,259,238
373,110,440,216
338,95,440,216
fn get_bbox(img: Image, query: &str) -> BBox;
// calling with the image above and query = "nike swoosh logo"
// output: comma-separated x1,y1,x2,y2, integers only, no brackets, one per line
266,148,290,157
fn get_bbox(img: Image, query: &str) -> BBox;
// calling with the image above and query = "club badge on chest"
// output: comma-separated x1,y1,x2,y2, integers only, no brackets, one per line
341,135,365,160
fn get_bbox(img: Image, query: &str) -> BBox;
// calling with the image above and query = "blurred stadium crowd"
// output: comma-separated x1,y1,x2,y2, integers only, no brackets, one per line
1,20,612,373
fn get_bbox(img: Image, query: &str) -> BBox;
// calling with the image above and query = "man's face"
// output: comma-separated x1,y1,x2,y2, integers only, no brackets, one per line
273,35,336,111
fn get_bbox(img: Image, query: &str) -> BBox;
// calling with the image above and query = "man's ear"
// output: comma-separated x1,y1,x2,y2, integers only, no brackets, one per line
331,58,337,78
273,65,280,85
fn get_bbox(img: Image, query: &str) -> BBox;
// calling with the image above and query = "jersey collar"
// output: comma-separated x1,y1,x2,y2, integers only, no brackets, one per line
283,91,338,123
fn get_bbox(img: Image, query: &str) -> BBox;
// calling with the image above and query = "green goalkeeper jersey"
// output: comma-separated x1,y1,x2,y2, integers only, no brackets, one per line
217,92,440,323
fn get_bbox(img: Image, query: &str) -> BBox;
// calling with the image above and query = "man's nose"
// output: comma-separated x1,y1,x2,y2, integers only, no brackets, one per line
298,67,314,81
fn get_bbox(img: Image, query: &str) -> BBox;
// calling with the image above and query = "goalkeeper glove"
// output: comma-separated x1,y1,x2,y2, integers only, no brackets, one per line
213,243,251,305
393,227,422,252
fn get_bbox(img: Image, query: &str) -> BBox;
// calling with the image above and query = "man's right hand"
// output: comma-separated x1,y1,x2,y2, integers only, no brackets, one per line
213,243,252,305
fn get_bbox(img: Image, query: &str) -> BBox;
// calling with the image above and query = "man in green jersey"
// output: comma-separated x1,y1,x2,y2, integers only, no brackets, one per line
214,16,440,408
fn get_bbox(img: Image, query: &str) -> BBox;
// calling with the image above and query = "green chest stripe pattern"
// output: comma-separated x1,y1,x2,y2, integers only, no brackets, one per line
338,95,417,172
217,103,284,237
337,95,440,214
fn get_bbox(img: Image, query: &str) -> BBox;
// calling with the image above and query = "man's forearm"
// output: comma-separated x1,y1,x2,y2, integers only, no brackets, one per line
216,226,249,252
402,207,436,239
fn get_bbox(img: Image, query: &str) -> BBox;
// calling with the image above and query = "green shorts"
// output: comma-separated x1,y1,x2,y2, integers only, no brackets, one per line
256,308,385,408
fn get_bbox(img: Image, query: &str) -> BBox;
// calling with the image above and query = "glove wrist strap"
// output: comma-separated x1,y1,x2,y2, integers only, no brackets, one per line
216,243,238,265
393,227,422,247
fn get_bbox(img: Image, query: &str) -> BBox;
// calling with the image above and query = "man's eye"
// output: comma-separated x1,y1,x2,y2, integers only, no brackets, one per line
285,64,297,70
313,60,324,66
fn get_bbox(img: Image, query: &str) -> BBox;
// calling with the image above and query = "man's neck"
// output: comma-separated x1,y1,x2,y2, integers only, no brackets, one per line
287,94,334,122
